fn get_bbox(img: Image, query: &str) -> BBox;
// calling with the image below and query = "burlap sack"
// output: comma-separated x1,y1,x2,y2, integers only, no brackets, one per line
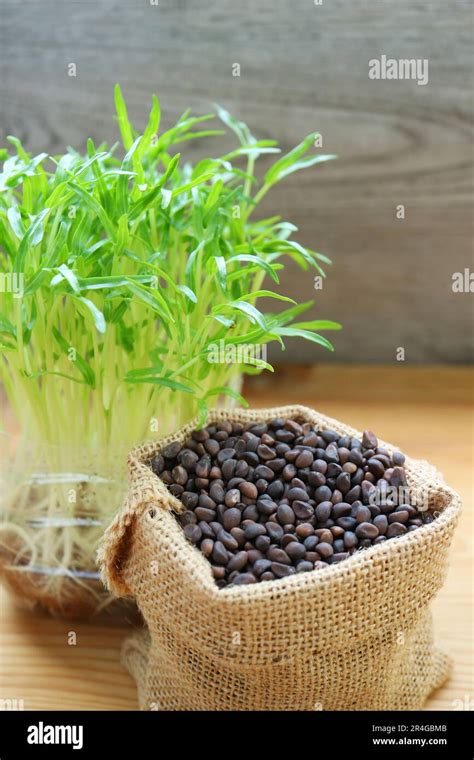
99,405,461,711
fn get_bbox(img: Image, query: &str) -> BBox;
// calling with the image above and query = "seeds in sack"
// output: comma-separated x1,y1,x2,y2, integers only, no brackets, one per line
149,418,435,588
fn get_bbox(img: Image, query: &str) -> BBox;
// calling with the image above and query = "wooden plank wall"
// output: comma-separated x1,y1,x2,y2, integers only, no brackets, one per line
1,0,472,363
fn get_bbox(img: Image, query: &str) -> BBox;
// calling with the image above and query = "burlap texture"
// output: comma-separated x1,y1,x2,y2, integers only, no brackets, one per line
99,405,461,711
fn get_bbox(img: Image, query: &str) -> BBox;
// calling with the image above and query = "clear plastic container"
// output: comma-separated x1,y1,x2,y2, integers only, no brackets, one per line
0,431,129,617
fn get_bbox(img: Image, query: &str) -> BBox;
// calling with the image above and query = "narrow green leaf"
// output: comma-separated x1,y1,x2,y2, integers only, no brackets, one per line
28,370,88,385
214,300,267,330
269,153,337,184
274,240,327,275
213,256,227,290
114,83,134,151
125,279,173,322
264,133,317,186
275,327,335,351
267,300,315,327
0,315,16,338
203,386,249,407
74,296,106,334
241,356,274,372
109,301,128,323
177,284,197,303
125,364,164,380
136,94,161,163
292,320,342,331
14,208,50,274
116,136,141,215
229,254,279,283
214,104,254,146
239,290,296,304
52,326,96,387
128,153,180,220
161,188,172,209
6,135,30,162
185,240,205,290
213,314,234,328
171,172,213,198
67,181,116,240
124,376,194,393
51,263,80,293
7,206,25,240
264,127,336,188
76,275,154,291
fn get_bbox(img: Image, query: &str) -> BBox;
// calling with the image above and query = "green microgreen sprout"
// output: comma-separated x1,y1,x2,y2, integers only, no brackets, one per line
0,86,340,608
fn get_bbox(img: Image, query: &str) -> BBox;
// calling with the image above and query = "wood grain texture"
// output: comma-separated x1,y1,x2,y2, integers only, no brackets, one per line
0,365,472,711
0,0,473,363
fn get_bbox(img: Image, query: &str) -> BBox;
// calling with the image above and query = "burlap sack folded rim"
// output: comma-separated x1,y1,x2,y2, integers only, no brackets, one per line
99,404,461,604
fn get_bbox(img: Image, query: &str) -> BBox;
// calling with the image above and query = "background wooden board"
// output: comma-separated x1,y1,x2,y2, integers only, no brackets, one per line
1,0,473,363
0,365,472,711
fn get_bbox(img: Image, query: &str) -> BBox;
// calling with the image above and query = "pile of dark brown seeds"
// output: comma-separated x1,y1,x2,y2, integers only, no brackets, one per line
149,418,434,588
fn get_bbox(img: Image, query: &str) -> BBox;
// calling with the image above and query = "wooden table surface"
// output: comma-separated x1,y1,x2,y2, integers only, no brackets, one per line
1,365,472,711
